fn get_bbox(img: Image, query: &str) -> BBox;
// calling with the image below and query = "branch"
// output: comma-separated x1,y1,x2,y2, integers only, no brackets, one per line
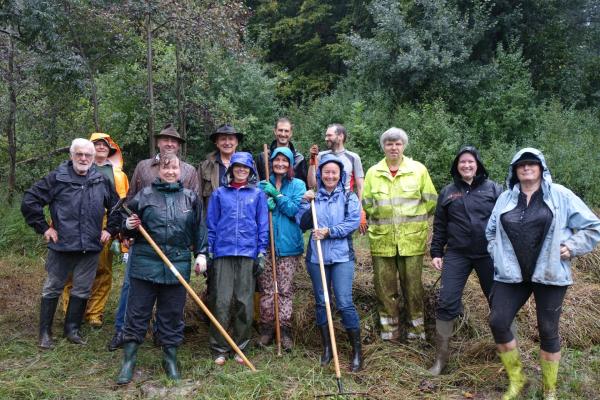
16,146,70,166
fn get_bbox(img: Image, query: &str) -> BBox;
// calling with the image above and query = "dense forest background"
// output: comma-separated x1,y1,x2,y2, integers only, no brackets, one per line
1,0,599,205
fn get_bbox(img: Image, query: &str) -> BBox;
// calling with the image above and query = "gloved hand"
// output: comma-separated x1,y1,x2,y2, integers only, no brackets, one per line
267,197,276,211
253,253,265,277
194,254,207,275
258,180,280,197
125,214,141,230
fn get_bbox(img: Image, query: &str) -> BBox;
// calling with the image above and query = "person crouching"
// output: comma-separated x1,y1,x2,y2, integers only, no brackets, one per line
206,152,269,365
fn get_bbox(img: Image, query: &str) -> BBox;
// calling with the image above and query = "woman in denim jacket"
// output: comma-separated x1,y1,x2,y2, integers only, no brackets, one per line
296,154,363,372
486,147,600,400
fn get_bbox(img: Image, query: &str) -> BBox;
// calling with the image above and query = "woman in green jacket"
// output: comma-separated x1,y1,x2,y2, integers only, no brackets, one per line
116,154,207,384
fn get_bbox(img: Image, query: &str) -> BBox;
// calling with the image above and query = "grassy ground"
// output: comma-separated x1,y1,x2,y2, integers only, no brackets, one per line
1,238,599,399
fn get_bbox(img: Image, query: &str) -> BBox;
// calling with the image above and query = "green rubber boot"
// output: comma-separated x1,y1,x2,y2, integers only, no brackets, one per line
540,359,559,400
162,346,181,381
116,341,139,385
498,349,527,400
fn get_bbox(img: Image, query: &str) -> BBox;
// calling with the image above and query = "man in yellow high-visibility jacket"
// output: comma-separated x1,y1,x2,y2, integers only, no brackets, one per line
363,127,437,341
62,133,129,327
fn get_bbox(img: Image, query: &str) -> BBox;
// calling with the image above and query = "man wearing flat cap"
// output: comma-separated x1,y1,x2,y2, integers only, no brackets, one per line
198,124,244,213
107,123,199,351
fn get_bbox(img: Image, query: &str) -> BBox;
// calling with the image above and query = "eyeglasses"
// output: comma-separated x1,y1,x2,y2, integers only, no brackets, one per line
73,152,94,159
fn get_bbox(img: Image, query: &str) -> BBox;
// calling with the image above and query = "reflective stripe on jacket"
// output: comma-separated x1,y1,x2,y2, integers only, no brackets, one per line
363,157,437,257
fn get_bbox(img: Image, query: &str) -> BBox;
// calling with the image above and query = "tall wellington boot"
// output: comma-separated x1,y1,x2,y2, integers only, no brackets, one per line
39,297,59,349
498,348,527,400
540,358,559,400
116,341,139,385
63,296,88,345
318,325,333,366
347,328,363,372
162,346,181,380
428,319,454,375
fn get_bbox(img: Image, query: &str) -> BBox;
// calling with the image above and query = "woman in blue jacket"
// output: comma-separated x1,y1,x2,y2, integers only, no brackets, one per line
206,152,269,365
296,154,363,372
486,148,600,400
257,147,306,351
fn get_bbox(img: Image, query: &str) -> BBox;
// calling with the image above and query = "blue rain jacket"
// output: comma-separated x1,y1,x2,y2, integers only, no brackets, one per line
296,154,361,265
207,152,269,259
486,147,600,285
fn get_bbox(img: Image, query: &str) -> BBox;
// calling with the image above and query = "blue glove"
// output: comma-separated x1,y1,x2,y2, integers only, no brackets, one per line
267,197,276,211
258,180,280,197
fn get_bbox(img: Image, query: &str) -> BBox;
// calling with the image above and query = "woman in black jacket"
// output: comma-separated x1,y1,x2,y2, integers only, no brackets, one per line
428,146,502,375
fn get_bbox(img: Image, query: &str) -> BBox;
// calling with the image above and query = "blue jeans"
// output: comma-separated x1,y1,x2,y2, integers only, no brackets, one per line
113,249,132,332
306,260,359,330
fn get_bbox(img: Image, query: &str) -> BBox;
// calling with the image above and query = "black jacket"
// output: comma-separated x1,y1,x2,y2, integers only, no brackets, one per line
21,161,121,253
430,147,503,258
256,140,308,185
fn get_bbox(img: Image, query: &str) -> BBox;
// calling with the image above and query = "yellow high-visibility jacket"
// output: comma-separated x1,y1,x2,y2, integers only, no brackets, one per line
363,157,437,257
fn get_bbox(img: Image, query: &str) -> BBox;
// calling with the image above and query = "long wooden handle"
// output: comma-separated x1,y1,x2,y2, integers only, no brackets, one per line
136,225,256,371
310,200,341,379
263,144,282,355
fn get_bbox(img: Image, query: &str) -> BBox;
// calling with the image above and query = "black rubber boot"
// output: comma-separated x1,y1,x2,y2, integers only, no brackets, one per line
107,330,124,352
64,296,88,345
347,328,363,372
162,346,181,380
281,325,294,352
39,297,58,349
318,325,333,366
116,341,139,385
258,323,274,347
428,319,454,375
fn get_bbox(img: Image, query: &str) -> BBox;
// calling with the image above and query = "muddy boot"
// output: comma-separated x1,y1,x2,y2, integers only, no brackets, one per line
281,325,294,352
39,297,58,349
540,359,559,400
318,324,333,366
107,330,124,352
64,296,88,345
347,328,363,372
428,319,454,375
162,346,180,381
258,323,274,347
116,341,139,385
498,348,527,400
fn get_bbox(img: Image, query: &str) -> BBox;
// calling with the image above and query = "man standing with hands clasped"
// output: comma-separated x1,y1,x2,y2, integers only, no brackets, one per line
22,138,121,349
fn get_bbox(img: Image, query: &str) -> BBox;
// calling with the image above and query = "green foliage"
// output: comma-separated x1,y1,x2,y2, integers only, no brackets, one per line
0,194,44,256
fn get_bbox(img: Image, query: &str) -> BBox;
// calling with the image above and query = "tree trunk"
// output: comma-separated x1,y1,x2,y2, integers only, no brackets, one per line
146,5,155,156
6,35,18,205
90,72,100,132
175,38,186,157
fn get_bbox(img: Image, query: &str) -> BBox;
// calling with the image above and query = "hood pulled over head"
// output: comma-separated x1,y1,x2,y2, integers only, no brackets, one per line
450,146,487,184
316,153,346,191
507,147,552,189
225,151,258,185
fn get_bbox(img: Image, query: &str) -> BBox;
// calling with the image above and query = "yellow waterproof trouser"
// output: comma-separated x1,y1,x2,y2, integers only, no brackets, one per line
62,240,113,323
372,254,425,340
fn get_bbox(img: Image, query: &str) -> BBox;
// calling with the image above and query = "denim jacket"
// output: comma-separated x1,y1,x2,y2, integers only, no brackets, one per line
485,148,600,285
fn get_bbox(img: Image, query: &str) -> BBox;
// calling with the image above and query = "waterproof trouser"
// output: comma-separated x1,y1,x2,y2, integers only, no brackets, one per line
436,250,494,321
123,277,186,347
41,249,99,299
372,254,424,339
208,256,255,356
62,240,113,324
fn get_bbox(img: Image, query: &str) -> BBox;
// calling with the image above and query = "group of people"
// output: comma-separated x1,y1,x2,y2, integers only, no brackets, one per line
21,119,600,400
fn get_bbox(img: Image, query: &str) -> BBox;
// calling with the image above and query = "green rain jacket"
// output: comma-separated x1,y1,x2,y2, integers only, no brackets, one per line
363,157,437,257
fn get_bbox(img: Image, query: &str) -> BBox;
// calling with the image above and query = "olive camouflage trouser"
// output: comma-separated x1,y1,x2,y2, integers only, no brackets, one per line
208,256,255,356
372,254,425,340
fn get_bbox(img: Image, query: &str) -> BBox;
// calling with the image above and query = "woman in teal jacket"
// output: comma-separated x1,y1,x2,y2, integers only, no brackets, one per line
257,147,306,351
486,148,600,400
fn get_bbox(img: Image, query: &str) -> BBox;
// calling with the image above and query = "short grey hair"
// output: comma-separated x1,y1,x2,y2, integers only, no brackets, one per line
380,127,408,148
70,138,95,155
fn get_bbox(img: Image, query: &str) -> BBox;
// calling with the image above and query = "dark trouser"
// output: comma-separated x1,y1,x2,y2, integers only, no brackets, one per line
42,249,100,299
123,277,186,347
489,281,567,353
436,251,495,321
208,256,255,356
